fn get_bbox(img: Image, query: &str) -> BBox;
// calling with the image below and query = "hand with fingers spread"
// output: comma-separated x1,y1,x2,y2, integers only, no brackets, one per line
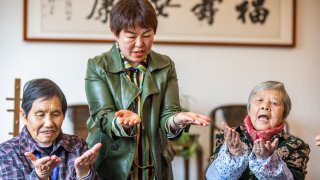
315,134,320,146
24,152,61,180
75,143,102,178
171,112,211,130
115,110,141,127
223,123,243,156
253,138,279,159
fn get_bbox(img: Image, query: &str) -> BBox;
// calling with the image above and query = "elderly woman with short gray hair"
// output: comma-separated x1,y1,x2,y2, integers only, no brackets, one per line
206,81,310,180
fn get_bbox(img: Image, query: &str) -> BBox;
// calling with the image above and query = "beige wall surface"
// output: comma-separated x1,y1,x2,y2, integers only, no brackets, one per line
0,0,319,179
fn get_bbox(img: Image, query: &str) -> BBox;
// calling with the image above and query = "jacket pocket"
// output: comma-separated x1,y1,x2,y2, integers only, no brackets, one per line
159,130,176,163
159,130,175,180
162,141,176,163
86,128,110,169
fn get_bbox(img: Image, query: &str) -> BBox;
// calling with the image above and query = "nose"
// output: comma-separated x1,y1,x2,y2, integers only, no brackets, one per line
260,102,270,111
43,115,54,127
135,37,143,47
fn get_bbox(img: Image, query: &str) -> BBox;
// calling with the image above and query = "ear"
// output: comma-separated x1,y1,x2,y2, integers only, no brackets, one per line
112,31,119,41
20,109,28,125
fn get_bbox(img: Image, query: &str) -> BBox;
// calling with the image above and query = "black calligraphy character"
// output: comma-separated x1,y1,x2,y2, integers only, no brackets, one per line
87,0,115,23
65,0,72,20
236,0,269,24
42,0,55,16
235,0,248,23
191,0,223,25
249,0,269,24
151,0,181,17
42,0,72,21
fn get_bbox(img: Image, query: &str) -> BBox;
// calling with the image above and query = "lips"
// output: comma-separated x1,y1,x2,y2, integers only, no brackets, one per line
132,50,144,57
41,130,55,136
258,114,270,121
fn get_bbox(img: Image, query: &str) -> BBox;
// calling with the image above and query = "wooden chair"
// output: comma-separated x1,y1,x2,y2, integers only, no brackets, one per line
6,78,22,137
170,134,203,180
66,104,90,140
209,104,247,156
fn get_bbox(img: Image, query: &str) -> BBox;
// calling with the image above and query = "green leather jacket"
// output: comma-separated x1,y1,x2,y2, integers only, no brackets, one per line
85,44,183,179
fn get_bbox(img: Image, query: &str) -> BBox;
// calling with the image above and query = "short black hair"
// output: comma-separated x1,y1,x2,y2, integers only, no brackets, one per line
21,78,67,117
110,0,158,36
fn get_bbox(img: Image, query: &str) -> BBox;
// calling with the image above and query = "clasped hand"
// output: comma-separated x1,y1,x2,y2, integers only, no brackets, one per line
25,143,101,179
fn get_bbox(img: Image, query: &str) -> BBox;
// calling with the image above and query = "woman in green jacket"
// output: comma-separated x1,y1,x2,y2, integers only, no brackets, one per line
85,0,211,179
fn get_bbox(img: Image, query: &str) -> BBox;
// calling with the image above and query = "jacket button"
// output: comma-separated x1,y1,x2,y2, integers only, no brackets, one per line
111,144,118,151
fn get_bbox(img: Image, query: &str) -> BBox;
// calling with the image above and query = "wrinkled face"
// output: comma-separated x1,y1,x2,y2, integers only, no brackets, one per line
21,96,64,147
248,89,285,131
114,26,154,67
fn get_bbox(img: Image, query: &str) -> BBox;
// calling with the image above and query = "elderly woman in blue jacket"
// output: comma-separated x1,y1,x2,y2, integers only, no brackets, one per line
206,81,310,180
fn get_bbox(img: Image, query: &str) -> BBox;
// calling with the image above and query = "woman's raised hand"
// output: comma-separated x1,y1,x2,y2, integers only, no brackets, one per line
253,138,278,159
24,152,61,180
223,123,243,156
172,112,211,127
74,143,102,178
115,109,141,127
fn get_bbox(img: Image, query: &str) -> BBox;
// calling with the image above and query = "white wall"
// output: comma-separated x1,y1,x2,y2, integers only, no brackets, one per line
1,0,319,179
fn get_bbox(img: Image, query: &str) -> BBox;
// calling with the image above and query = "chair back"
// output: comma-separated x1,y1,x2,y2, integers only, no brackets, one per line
209,104,247,155
66,104,90,140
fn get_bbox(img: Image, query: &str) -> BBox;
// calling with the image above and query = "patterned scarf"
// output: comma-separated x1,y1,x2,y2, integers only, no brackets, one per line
244,115,284,142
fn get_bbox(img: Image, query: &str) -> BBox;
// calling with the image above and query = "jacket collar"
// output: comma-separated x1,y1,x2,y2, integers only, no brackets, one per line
19,126,76,156
107,43,170,73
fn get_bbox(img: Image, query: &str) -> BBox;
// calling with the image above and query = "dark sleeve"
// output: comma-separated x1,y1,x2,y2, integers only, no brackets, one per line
209,130,225,162
159,59,182,133
277,136,310,180
0,142,38,179
288,143,310,180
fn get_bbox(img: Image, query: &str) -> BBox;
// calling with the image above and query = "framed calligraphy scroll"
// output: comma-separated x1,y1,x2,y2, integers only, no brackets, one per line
23,0,296,47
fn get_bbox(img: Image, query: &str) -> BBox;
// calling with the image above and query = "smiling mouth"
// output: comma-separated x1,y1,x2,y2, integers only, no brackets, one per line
41,130,55,135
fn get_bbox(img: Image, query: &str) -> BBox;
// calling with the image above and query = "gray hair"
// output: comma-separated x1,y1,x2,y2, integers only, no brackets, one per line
247,81,291,119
